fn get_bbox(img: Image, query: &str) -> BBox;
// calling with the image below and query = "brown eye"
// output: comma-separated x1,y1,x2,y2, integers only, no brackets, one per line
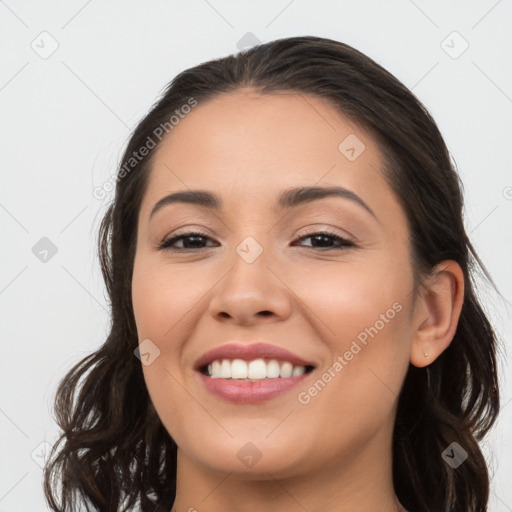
293,231,355,250
159,232,217,251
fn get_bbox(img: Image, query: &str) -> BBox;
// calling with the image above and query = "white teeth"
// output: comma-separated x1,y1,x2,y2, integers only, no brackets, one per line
207,358,309,379
266,359,281,378
248,359,267,379
219,359,231,378
292,365,306,377
231,359,247,379
279,361,293,378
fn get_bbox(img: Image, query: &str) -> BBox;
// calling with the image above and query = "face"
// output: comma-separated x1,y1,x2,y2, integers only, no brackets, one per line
132,89,418,480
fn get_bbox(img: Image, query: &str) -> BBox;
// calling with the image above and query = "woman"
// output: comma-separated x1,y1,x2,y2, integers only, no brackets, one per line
44,35,501,512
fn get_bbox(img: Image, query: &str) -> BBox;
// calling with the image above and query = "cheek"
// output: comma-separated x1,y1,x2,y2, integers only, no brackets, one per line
297,257,410,337
294,261,411,406
131,257,198,340
132,258,207,429
291,296,410,467
131,261,193,440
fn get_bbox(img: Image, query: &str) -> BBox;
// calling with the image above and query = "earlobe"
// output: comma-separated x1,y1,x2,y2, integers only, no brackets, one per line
410,260,465,368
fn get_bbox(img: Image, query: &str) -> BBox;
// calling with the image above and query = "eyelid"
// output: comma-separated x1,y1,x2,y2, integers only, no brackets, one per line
293,224,355,243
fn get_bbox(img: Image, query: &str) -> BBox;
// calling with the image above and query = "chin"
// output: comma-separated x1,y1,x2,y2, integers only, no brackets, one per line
179,435,310,478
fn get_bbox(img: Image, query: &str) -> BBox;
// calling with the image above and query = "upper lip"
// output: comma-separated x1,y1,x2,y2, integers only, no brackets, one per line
194,342,316,371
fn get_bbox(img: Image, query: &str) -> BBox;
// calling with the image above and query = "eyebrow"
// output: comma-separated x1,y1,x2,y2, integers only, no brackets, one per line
149,186,378,221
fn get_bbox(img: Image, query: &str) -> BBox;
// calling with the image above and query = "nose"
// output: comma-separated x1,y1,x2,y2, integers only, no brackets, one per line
208,238,293,326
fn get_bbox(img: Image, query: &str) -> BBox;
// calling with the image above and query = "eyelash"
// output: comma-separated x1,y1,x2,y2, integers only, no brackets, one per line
157,230,355,252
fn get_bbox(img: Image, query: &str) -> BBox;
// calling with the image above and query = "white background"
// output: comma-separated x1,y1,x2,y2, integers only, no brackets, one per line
1,0,511,510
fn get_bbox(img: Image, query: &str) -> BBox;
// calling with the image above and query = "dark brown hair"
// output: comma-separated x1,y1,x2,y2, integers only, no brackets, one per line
44,35,502,512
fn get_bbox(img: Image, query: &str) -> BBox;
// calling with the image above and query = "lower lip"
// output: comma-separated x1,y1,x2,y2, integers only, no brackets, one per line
197,371,312,403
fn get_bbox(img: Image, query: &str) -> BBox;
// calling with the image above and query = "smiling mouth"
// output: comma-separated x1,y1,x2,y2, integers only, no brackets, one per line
200,358,315,380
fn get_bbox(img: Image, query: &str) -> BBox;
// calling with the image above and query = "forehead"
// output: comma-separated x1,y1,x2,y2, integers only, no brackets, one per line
152,89,370,170
138,89,403,227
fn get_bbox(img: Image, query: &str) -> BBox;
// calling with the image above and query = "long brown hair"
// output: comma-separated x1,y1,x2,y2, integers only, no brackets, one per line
44,35,502,512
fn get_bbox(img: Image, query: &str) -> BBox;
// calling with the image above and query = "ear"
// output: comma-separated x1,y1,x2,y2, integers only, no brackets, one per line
410,260,465,368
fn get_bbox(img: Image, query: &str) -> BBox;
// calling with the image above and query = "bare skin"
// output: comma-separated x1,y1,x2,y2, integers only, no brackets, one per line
131,88,464,512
